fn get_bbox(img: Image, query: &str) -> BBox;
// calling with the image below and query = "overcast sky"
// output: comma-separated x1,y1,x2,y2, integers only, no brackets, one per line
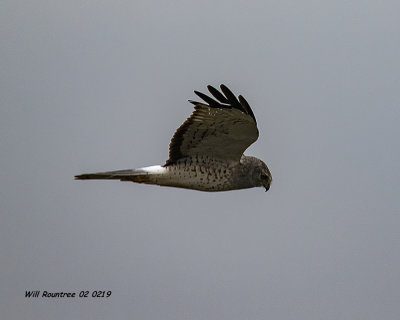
1,1,400,319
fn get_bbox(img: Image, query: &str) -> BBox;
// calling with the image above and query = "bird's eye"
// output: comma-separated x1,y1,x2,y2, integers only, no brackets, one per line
260,174,269,183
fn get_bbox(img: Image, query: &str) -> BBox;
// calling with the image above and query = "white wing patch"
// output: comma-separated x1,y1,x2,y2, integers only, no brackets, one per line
140,165,167,174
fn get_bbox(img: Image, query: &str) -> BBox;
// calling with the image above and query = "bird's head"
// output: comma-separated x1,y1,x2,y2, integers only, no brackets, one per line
240,155,272,192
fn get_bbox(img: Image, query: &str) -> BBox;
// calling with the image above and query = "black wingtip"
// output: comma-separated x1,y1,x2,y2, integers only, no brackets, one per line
188,99,201,105
189,84,257,123
194,90,223,108
219,84,229,93
238,95,256,123
219,84,242,110
207,85,229,104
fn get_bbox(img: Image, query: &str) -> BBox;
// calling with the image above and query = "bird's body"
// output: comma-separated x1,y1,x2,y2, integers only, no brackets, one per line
75,85,272,192
76,155,268,192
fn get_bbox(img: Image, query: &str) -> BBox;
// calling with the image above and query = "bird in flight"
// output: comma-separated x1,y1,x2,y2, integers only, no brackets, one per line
75,84,272,192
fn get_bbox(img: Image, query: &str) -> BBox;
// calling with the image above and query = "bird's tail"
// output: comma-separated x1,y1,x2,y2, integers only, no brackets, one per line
74,169,150,183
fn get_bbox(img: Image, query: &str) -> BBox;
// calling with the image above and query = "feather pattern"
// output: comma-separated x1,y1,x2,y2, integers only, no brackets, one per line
166,85,259,165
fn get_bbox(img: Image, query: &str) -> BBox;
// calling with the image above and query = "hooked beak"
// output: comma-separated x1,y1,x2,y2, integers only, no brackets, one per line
263,177,271,192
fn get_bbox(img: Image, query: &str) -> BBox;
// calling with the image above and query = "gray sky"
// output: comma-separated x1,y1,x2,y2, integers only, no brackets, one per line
1,1,400,319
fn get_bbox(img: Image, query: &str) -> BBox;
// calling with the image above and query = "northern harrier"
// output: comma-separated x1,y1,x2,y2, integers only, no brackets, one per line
75,84,272,192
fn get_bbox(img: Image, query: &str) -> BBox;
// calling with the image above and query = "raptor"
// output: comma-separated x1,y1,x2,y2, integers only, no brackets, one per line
75,84,272,192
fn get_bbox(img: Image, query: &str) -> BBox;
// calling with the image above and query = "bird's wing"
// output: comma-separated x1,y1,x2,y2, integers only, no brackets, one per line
165,84,259,165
